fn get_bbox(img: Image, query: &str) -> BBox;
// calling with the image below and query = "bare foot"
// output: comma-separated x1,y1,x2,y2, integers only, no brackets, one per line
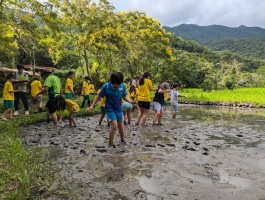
1,117,8,121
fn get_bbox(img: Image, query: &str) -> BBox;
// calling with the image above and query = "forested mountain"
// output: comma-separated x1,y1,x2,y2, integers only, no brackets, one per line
205,38,265,60
163,24,265,44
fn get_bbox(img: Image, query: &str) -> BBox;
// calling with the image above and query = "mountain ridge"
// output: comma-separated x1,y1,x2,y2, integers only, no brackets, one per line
163,24,265,44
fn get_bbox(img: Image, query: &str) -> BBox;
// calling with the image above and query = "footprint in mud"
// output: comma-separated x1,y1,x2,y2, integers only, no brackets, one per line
193,141,200,146
145,144,155,148
157,144,166,147
133,190,147,199
166,143,176,147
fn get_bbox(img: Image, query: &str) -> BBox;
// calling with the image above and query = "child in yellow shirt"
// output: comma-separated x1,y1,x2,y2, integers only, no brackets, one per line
81,76,95,108
30,77,43,113
1,74,17,121
58,97,80,127
64,71,74,100
97,88,108,126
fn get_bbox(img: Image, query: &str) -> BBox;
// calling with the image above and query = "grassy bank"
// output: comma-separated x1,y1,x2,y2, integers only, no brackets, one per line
0,96,99,199
180,88,265,106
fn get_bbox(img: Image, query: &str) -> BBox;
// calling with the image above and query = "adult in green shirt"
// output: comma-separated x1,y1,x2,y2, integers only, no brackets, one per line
34,71,63,125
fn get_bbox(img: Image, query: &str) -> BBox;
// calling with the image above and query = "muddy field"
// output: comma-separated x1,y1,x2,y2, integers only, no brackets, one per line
21,105,265,200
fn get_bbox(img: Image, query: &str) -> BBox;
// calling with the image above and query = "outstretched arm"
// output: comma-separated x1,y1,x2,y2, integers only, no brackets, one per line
85,95,101,112
157,89,170,93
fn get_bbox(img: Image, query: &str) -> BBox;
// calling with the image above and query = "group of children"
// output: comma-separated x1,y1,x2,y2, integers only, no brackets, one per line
1,69,185,149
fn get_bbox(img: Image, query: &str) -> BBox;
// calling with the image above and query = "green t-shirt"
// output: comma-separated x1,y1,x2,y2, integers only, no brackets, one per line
44,75,61,99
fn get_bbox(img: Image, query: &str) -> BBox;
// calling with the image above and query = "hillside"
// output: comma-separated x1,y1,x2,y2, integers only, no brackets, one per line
205,38,265,60
164,24,265,44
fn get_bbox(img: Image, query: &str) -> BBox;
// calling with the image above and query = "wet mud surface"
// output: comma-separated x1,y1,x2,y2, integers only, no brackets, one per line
21,105,265,200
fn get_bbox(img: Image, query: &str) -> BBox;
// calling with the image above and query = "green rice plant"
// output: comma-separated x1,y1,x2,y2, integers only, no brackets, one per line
179,88,265,106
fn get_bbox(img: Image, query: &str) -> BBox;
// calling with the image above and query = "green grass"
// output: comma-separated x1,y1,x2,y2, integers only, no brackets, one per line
180,88,265,106
0,96,99,199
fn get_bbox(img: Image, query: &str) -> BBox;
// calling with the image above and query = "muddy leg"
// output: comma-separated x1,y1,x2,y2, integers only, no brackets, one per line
109,120,117,147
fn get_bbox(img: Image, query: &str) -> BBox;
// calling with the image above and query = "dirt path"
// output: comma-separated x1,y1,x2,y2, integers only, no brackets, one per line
21,105,265,200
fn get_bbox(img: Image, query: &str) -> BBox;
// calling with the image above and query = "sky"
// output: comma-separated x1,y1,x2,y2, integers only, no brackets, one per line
108,0,265,28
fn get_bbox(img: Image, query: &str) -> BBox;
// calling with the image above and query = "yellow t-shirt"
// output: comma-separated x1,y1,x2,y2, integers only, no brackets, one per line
30,80,42,97
88,84,95,94
137,78,154,102
130,88,139,101
97,89,106,107
164,92,169,101
3,81,14,100
65,78,74,94
124,83,130,94
65,99,80,113
82,81,89,95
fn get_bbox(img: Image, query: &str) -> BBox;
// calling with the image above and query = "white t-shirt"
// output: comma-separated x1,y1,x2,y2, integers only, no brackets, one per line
170,89,179,105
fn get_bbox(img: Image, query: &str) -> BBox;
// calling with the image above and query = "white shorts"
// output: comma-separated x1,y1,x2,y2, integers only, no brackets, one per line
152,102,163,113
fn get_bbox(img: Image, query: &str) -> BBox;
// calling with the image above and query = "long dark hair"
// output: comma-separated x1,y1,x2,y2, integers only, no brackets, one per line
56,95,66,110
139,71,151,86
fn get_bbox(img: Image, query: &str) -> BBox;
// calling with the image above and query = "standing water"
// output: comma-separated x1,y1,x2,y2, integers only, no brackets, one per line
21,105,265,200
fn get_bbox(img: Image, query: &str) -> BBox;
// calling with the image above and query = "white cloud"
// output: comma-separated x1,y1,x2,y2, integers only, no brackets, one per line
109,0,265,28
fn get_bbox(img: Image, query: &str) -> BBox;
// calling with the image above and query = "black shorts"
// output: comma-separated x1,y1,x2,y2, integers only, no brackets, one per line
45,96,59,114
138,101,150,110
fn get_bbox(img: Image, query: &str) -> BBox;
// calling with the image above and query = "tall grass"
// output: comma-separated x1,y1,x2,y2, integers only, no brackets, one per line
180,88,265,106
0,97,99,199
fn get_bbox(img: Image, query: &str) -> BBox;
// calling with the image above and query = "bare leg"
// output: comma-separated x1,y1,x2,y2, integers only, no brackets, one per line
123,110,127,124
99,114,105,125
152,111,161,125
158,112,163,125
172,110,176,118
33,104,37,112
72,118,77,126
9,110,13,118
109,120,118,147
117,121,125,141
135,107,144,125
46,107,51,122
127,109,131,124
50,112,58,125
141,108,149,127
1,109,11,120
39,102,43,110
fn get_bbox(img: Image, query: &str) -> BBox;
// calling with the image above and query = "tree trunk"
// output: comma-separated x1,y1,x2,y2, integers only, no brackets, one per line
83,49,90,76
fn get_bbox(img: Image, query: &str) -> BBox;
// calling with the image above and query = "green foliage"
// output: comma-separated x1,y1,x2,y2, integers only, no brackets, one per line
181,88,265,106
206,38,265,60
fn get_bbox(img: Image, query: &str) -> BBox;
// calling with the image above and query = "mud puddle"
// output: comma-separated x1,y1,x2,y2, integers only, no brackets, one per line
21,105,265,200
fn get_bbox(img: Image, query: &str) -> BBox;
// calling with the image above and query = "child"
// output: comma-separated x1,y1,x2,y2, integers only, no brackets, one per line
152,82,170,126
88,78,96,95
135,72,154,127
30,77,43,113
124,78,131,94
86,72,133,149
129,84,139,117
81,76,91,108
97,88,109,126
170,83,186,119
64,71,75,100
1,74,17,120
59,96,80,127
